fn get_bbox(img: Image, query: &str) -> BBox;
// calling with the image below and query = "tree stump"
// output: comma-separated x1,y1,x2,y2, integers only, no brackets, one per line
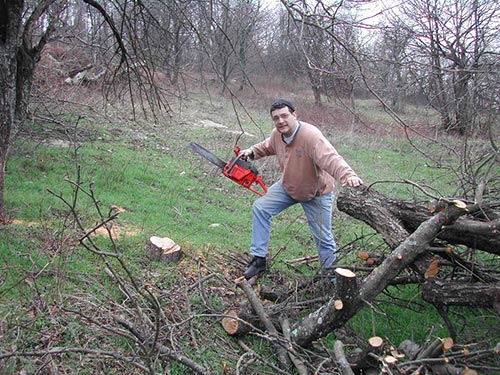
146,236,182,262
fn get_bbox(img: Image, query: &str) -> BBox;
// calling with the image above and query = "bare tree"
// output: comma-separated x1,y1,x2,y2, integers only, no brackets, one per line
394,0,500,135
281,0,367,106
371,21,413,112
0,0,63,220
0,0,182,219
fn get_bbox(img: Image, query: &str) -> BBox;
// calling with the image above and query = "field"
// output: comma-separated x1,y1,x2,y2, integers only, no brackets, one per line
1,85,498,374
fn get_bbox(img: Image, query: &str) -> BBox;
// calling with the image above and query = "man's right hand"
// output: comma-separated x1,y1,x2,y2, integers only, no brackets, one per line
240,148,254,160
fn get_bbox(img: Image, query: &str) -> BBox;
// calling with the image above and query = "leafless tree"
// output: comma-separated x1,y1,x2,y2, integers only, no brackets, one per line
280,0,365,106
392,0,500,136
370,21,414,112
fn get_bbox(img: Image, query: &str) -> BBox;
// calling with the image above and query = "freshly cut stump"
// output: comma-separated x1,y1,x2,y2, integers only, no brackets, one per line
146,236,182,262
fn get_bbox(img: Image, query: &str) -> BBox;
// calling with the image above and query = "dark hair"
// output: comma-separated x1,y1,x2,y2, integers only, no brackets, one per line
270,99,295,114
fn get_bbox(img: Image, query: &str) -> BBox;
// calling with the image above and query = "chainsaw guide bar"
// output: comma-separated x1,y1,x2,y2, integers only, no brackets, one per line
189,142,227,169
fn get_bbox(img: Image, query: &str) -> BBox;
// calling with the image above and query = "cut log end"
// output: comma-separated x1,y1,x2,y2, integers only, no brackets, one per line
222,310,245,336
334,299,344,310
234,276,246,284
451,199,468,209
335,267,356,278
441,337,454,352
368,336,384,349
384,355,398,365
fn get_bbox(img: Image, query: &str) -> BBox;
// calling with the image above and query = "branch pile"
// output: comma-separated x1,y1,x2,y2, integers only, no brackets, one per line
222,186,500,374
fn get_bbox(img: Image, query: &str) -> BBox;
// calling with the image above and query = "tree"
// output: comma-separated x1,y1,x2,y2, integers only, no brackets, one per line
0,0,59,220
395,0,500,135
191,0,261,92
371,21,413,112
281,0,369,107
0,0,177,220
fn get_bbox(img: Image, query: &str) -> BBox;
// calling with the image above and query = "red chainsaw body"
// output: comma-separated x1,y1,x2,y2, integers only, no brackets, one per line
222,146,268,196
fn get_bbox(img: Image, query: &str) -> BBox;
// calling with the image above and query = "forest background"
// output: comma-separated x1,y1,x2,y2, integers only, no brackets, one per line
0,0,499,374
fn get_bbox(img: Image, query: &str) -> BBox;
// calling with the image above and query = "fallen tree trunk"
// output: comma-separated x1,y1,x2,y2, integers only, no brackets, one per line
290,197,470,347
422,278,500,308
337,186,500,255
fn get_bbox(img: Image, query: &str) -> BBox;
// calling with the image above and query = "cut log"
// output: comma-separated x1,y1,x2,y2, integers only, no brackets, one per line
383,355,398,366
221,308,254,336
416,338,449,359
422,279,500,308
290,197,470,348
335,268,358,306
343,336,385,372
146,236,182,262
357,251,383,266
368,336,384,350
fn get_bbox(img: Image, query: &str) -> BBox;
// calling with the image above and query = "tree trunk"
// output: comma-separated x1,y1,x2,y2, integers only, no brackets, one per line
422,278,500,308
0,0,23,220
337,187,500,255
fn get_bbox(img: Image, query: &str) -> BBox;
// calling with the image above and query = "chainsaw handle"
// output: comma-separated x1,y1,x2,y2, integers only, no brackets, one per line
247,176,268,196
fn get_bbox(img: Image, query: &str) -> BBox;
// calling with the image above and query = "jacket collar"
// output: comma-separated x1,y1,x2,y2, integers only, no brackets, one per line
281,121,301,145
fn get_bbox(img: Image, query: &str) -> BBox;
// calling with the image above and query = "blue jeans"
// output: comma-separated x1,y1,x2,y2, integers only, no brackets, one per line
250,181,337,269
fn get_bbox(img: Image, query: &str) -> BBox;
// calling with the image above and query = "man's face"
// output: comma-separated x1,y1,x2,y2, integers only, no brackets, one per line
271,107,297,137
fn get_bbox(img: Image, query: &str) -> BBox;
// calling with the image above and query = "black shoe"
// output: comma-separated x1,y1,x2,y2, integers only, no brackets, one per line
318,266,336,284
243,256,267,279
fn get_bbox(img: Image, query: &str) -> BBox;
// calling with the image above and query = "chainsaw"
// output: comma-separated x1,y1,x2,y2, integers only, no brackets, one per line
189,142,268,196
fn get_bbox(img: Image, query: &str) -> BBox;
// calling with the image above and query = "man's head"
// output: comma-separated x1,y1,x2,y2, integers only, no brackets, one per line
270,99,298,137
270,99,295,114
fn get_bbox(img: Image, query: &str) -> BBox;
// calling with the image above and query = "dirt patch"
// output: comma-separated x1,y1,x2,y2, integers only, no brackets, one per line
195,119,255,137
10,219,141,239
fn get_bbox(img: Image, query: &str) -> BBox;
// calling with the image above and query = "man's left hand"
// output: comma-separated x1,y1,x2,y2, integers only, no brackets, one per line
343,176,363,187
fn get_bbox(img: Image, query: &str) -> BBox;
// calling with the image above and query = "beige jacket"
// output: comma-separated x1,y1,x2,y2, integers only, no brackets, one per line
251,121,358,201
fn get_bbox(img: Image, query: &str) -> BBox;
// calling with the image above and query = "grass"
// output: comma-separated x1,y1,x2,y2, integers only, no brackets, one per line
1,95,497,373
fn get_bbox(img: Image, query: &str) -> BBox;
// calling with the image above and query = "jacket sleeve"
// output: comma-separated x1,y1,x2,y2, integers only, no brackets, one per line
250,133,276,161
313,137,358,185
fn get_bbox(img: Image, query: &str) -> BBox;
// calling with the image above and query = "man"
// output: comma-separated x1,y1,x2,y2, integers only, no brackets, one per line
241,99,363,280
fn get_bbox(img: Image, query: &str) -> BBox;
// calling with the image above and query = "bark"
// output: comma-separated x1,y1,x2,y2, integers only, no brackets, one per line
422,278,500,308
0,0,23,219
337,186,500,255
333,340,355,375
0,0,62,219
290,198,470,347
281,317,309,375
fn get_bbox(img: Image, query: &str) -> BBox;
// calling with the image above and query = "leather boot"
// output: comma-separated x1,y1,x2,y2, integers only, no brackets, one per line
243,256,267,279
